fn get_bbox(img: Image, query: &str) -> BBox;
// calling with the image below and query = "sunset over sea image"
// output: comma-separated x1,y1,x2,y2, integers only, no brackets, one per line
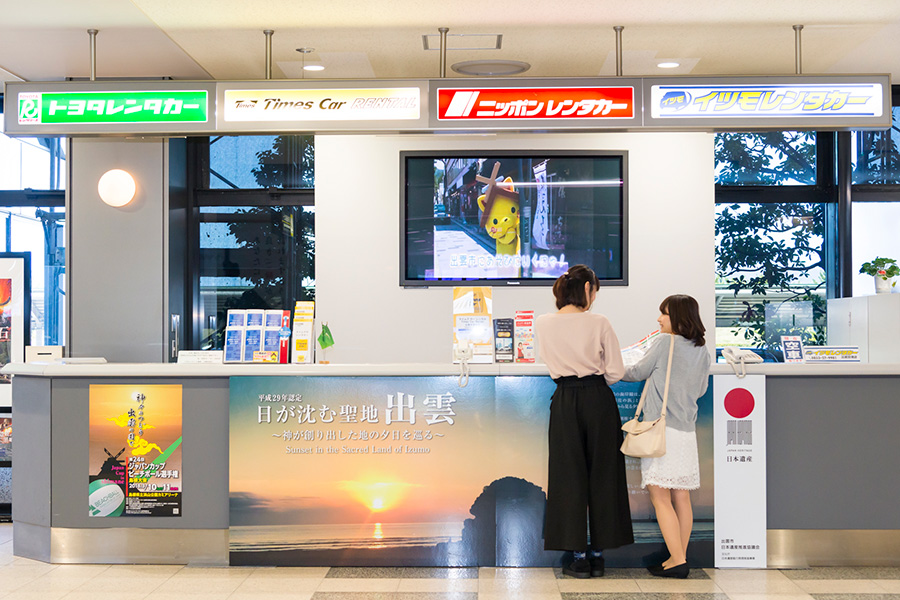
228,375,714,566
229,376,522,566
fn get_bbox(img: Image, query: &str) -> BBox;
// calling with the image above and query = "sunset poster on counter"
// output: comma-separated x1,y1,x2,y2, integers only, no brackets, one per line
88,384,183,517
229,376,713,567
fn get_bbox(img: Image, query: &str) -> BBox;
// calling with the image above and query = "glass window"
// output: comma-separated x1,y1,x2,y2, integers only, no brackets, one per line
0,207,66,346
852,201,900,295
0,99,66,346
208,135,314,190
715,202,827,355
0,93,66,192
851,106,900,184
197,205,314,349
714,131,817,186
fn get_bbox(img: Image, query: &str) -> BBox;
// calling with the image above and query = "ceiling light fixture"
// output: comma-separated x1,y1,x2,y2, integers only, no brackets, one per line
422,33,503,51
657,62,680,69
451,59,530,77
295,47,321,77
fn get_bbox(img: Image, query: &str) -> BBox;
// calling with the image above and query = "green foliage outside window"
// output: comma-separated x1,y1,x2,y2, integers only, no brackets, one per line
715,132,826,353
715,131,816,186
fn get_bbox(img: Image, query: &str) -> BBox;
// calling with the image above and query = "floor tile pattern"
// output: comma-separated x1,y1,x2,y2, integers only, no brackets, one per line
2,525,900,600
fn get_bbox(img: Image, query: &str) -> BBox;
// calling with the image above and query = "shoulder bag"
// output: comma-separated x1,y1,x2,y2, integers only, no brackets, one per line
620,334,674,458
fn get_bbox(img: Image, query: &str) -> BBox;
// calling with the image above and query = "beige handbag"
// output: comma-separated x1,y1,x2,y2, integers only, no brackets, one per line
620,335,675,458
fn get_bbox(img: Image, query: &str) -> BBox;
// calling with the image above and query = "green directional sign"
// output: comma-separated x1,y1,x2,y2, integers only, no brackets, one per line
17,90,209,125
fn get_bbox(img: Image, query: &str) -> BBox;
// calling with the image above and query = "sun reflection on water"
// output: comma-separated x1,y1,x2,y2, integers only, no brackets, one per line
368,522,385,548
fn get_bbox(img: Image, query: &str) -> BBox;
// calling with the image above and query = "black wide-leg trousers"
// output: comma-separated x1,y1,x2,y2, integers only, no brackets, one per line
544,375,634,551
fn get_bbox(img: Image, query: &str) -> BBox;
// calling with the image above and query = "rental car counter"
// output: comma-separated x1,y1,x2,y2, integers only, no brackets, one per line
4,361,899,568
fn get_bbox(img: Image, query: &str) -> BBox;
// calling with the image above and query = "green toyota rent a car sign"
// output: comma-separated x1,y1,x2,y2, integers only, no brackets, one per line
17,90,208,125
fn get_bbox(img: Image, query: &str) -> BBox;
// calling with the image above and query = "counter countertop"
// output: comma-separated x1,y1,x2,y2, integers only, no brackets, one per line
3,361,899,378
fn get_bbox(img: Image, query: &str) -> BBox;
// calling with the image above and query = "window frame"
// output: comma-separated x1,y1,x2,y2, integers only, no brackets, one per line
848,87,900,199
714,131,839,353
183,136,315,350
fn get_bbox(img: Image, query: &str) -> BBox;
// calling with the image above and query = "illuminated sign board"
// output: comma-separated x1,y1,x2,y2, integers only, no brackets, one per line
223,88,421,122
650,83,884,119
436,87,635,120
3,75,889,136
16,90,209,125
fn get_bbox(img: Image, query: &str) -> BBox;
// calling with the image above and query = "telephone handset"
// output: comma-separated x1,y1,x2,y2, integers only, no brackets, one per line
722,347,763,378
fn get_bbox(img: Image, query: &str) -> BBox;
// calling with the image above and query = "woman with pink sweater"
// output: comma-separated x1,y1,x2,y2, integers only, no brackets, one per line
535,264,634,578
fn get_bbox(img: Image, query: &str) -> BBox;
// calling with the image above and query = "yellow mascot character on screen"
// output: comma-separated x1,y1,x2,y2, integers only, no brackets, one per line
476,162,520,256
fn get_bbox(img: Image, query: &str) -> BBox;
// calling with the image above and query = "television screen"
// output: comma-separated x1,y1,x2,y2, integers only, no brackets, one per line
401,151,627,286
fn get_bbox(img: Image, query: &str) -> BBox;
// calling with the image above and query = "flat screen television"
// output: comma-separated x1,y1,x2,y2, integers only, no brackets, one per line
401,151,627,286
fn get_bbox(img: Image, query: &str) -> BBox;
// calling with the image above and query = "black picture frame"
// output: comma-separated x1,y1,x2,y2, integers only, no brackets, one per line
0,406,10,469
0,252,31,384
400,150,628,287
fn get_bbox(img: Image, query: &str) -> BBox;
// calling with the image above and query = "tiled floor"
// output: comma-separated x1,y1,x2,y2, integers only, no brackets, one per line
1,525,899,599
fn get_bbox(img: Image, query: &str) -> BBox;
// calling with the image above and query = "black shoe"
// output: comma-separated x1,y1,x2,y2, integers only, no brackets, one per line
651,562,689,579
647,563,664,575
562,557,591,578
589,555,605,577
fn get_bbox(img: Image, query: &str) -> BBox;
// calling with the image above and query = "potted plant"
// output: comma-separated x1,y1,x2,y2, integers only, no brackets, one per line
859,257,900,294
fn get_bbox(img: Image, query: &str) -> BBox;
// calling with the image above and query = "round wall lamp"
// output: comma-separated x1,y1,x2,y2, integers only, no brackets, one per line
97,169,136,207
451,59,531,76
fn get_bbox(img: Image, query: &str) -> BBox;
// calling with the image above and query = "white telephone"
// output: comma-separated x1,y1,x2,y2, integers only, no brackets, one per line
722,347,764,378
453,339,473,387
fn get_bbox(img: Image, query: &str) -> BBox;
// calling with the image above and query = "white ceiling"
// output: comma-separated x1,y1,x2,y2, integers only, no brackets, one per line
1,0,900,84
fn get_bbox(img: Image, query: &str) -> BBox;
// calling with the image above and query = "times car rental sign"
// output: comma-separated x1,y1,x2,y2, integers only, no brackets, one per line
436,86,635,121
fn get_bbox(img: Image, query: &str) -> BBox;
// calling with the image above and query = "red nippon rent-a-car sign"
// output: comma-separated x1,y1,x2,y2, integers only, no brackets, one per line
436,87,634,120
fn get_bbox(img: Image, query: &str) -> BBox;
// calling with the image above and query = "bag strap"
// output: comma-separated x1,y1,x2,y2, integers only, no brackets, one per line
631,334,676,420
660,334,675,417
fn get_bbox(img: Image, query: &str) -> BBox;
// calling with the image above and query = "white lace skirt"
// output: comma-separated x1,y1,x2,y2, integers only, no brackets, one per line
641,427,700,490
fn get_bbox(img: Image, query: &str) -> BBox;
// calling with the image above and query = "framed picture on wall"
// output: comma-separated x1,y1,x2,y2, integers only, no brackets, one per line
0,406,10,520
0,406,10,467
0,253,31,384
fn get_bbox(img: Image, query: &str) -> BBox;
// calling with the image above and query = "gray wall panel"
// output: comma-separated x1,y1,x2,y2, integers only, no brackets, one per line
12,377,51,526
50,378,229,529
68,138,166,363
767,376,900,529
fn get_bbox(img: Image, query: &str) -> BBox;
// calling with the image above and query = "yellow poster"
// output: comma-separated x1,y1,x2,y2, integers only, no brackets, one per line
88,384,182,517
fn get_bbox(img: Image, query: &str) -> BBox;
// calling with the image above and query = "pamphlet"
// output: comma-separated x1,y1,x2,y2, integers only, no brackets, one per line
621,330,661,367
292,301,316,363
244,328,263,361
278,312,291,364
246,309,265,329
223,328,245,363
226,309,246,329
263,329,282,354
263,309,290,362
452,287,493,364
514,310,535,363
264,309,286,329
493,318,514,363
